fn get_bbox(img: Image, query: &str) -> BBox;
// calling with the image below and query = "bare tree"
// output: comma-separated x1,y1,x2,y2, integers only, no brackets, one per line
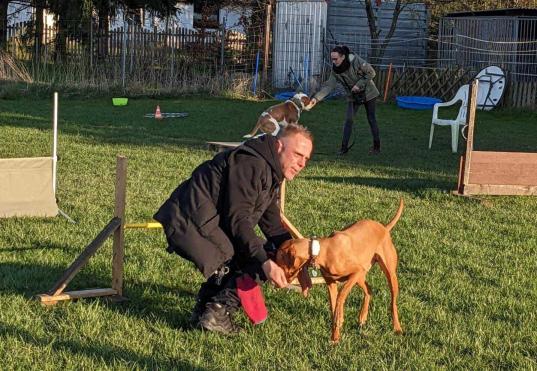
364,0,406,65
32,0,46,62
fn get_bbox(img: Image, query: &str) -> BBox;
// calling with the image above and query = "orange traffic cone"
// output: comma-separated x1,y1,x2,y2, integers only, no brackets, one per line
155,105,162,119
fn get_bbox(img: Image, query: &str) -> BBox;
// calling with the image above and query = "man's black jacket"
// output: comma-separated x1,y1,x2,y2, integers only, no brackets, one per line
154,135,292,278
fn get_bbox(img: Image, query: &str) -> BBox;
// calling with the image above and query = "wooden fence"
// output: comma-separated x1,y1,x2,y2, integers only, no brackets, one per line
503,81,537,109
376,66,537,110
5,22,254,68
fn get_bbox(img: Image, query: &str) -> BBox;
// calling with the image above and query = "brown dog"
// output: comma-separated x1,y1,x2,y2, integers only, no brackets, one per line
276,199,404,343
243,93,311,138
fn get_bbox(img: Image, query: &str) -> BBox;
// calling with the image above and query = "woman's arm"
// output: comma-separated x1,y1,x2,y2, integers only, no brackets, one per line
313,72,337,102
354,56,376,91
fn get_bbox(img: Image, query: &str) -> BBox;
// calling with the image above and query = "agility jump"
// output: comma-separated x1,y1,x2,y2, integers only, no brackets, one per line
0,93,60,219
36,156,127,305
455,79,537,196
36,152,322,305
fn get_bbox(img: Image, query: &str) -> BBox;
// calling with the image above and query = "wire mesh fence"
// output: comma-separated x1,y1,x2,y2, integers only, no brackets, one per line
2,10,537,108
438,16,537,82
2,19,269,96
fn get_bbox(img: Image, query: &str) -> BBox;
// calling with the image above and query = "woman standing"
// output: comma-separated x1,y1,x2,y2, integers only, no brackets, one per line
308,45,381,155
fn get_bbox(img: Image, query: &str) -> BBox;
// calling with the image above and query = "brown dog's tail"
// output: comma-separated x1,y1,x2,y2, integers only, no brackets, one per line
385,198,404,231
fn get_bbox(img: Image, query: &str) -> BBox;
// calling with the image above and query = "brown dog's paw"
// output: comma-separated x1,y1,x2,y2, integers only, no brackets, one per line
330,333,341,344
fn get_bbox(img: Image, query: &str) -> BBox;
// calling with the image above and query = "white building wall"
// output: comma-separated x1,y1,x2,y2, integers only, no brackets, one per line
111,4,194,30
219,6,251,33
7,3,54,26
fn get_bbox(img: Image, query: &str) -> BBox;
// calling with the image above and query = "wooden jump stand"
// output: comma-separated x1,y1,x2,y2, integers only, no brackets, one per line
36,156,128,305
36,144,321,306
455,80,537,196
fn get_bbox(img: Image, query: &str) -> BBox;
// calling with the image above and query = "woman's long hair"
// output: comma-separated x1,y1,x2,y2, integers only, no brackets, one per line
332,45,351,74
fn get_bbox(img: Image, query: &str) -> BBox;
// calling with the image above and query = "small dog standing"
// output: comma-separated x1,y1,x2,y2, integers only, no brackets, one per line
244,93,311,138
276,199,404,343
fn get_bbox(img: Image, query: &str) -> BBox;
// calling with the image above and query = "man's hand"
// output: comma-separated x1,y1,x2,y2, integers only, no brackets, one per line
351,85,362,93
262,259,288,288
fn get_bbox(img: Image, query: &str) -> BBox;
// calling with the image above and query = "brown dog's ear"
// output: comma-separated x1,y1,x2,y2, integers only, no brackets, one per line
297,265,312,298
283,245,296,267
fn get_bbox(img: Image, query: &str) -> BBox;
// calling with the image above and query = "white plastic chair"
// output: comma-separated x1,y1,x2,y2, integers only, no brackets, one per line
429,84,469,153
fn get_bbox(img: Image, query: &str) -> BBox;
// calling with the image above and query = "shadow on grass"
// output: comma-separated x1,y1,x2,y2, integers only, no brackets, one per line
111,281,199,331
0,321,206,369
305,175,455,196
0,261,116,298
0,242,74,254
0,260,199,331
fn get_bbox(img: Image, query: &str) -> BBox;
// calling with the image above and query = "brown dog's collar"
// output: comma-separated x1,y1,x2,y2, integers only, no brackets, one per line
309,238,320,268
310,239,320,256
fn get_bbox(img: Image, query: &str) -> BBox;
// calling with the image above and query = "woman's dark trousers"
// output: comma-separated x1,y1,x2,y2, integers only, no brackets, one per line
341,97,380,152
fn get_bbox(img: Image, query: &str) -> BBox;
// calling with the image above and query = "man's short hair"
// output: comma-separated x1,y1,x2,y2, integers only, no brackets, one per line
277,123,314,144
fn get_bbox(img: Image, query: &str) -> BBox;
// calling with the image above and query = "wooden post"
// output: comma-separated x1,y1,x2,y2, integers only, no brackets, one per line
36,156,130,305
262,0,273,89
461,79,479,191
465,79,478,154
383,63,393,102
280,179,286,214
280,213,303,239
112,156,127,297
456,155,465,195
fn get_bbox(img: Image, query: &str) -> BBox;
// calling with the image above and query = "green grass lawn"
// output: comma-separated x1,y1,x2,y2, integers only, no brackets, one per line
1,95,536,369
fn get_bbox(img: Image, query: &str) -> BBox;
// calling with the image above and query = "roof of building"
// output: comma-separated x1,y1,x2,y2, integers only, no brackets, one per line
446,8,537,18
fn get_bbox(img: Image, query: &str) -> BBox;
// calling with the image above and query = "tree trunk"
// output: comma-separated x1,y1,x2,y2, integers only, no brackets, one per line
0,1,8,50
54,20,67,63
33,0,45,62
97,5,109,59
365,0,404,65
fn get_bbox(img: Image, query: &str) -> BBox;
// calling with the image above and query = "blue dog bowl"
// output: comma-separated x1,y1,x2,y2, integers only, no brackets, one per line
396,96,442,110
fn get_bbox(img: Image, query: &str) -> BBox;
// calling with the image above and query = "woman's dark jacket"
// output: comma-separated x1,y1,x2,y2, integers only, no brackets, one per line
154,135,292,278
313,54,380,103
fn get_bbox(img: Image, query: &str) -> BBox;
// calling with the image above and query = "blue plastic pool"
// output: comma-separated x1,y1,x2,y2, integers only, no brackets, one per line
275,91,295,100
396,96,442,110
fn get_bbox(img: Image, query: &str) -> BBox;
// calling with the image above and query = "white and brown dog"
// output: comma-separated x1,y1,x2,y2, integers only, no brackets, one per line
244,93,311,138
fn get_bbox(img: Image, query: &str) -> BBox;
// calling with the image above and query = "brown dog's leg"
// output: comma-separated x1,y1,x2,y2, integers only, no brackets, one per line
331,273,360,343
377,245,403,334
355,274,372,327
326,280,338,319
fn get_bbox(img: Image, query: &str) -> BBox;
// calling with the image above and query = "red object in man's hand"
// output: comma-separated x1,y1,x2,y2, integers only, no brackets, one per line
236,274,268,325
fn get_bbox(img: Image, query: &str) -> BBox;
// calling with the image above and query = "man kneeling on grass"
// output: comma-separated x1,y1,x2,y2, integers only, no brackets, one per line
154,124,314,334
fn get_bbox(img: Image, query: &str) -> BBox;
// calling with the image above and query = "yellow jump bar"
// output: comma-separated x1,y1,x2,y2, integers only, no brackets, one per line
124,222,163,229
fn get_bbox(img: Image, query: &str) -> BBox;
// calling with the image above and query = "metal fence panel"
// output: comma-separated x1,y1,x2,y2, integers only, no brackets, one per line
438,16,537,82
272,0,327,91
